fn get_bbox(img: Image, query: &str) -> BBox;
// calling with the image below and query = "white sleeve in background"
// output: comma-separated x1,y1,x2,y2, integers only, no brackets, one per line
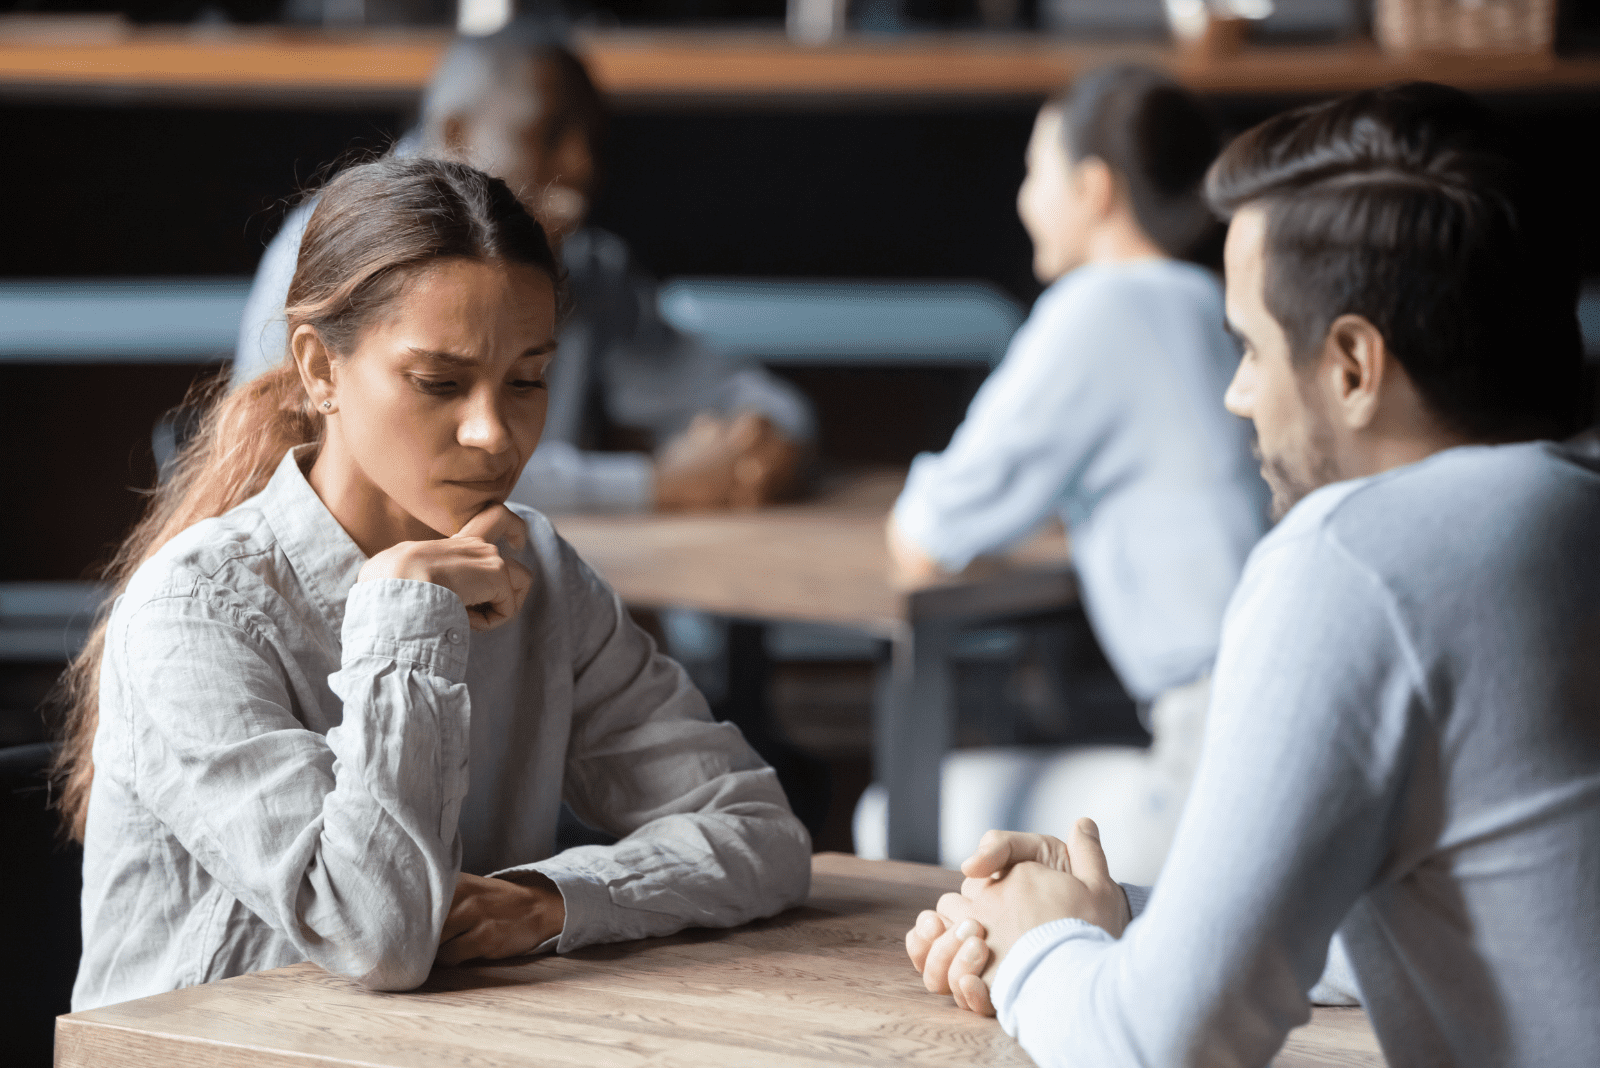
893,280,1129,571
508,440,654,514
601,327,817,446
991,514,1421,1066
593,236,816,445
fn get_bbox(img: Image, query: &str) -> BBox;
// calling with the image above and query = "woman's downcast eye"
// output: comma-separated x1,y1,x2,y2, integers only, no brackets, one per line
410,376,459,395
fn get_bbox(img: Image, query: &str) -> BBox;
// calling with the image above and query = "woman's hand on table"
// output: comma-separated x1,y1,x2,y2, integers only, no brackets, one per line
357,504,533,631
904,819,1131,1016
436,872,566,966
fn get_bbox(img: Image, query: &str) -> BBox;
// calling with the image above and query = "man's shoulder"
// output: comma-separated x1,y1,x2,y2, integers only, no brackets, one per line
1269,442,1600,582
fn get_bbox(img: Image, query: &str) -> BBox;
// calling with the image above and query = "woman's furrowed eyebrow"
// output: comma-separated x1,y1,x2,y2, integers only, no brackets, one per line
408,348,478,367
407,342,558,367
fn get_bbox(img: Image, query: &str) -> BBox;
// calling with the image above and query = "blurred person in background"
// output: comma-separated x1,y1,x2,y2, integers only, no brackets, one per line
235,20,813,514
862,66,1269,886
905,81,1596,1068
64,157,810,1011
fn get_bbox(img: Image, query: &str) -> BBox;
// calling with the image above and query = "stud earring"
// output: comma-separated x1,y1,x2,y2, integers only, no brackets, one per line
321,401,333,411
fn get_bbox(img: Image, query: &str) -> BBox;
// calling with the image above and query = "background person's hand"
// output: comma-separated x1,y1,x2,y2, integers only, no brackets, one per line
654,411,803,511
436,871,566,966
357,504,533,631
885,515,948,586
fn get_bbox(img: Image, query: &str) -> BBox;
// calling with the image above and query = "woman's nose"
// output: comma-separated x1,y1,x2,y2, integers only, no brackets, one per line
457,390,513,454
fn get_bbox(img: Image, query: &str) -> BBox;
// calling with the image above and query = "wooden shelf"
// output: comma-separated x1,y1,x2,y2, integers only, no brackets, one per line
1,25,1598,107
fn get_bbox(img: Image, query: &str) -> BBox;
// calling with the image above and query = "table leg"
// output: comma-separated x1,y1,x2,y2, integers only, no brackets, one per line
877,619,955,864
722,620,831,837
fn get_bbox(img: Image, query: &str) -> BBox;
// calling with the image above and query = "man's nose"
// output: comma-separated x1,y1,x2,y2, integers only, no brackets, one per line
1223,361,1254,419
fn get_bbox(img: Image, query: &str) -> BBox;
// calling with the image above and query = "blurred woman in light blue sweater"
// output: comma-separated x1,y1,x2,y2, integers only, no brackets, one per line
866,66,1270,886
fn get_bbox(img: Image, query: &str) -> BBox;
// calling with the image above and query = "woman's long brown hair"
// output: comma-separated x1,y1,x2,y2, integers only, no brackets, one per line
53,156,560,840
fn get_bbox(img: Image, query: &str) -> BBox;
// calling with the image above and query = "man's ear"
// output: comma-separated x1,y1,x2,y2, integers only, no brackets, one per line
291,324,338,414
1319,313,1388,431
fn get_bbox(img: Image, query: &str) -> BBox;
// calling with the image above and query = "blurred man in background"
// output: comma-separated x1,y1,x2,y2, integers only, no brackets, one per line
235,20,813,514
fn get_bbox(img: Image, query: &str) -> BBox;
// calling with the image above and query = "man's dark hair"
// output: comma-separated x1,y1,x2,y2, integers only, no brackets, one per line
424,19,608,153
1059,64,1225,267
1207,81,1584,441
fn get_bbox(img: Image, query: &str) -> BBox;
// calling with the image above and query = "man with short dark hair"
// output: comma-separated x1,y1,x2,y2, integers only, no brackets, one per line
236,22,813,513
903,82,1599,1067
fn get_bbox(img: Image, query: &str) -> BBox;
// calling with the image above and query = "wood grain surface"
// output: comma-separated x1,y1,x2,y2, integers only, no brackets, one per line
55,854,1382,1067
548,469,1072,636
1,25,1596,105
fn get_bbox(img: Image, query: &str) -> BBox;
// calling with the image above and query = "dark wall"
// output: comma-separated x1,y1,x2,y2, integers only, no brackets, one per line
4,91,1596,288
0,363,225,581
0,104,407,278
2,88,1597,583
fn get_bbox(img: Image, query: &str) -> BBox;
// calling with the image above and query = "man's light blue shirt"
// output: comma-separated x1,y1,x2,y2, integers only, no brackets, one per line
991,441,1600,1067
894,260,1268,700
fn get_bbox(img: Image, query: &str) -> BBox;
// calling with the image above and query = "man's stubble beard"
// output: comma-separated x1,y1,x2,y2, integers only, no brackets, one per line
1256,430,1341,523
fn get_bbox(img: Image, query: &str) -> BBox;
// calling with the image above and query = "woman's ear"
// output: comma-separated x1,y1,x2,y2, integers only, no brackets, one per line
291,324,338,415
1075,157,1118,222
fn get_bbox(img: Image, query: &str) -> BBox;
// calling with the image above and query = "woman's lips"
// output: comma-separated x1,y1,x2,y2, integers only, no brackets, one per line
443,477,512,494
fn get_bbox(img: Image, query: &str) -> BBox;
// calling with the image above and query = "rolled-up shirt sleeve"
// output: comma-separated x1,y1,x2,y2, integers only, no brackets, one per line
111,575,473,991
491,541,812,949
989,527,1423,1066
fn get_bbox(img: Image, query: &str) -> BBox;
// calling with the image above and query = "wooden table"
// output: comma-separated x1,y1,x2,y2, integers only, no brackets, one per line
2,24,1598,106
55,854,1384,1067
552,470,1074,863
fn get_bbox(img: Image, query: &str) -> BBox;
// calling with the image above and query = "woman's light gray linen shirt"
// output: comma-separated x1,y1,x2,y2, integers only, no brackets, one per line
74,447,811,1011
893,261,1269,700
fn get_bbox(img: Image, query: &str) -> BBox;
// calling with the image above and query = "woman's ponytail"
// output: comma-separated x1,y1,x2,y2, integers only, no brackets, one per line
53,363,321,841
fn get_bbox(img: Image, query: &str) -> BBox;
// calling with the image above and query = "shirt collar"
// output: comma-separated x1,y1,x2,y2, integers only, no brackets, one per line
259,445,368,636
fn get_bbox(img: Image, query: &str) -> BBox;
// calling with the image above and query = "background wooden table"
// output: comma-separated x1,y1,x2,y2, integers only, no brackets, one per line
551,471,1074,863
55,854,1382,1067
550,470,1071,638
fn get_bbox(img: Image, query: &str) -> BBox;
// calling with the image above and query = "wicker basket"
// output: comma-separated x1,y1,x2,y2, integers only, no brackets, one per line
1374,0,1557,53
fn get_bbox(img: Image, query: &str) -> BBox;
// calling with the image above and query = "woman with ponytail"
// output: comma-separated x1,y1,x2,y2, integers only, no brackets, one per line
62,156,810,1011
